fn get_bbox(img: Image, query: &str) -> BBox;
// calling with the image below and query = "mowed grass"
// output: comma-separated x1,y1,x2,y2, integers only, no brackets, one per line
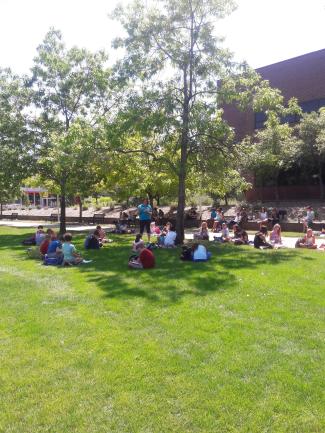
0,227,325,433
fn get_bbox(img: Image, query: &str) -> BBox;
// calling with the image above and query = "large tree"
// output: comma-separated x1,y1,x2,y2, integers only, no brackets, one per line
29,29,114,232
112,0,240,242
295,109,325,199
0,69,33,215
239,111,300,201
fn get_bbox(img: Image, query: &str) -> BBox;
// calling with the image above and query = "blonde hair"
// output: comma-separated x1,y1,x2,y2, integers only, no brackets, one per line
273,224,281,235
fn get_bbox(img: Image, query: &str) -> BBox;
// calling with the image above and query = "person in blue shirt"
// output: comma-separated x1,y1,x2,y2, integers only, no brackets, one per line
47,235,62,257
137,198,152,241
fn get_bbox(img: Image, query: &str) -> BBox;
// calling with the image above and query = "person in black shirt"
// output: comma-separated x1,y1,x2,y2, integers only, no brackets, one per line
254,226,273,249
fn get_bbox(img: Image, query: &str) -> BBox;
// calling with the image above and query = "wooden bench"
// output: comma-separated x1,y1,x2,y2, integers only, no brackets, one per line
93,213,105,224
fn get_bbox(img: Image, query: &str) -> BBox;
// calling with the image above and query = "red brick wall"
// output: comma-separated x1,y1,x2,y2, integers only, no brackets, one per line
223,48,325,139
245,185,321,202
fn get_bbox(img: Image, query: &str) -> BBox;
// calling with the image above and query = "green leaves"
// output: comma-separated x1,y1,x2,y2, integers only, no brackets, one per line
0,69,34,203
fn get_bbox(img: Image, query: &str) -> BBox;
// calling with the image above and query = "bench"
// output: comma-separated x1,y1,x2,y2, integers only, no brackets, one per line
10,213,18,220
93,213,105,224
49,213,58,222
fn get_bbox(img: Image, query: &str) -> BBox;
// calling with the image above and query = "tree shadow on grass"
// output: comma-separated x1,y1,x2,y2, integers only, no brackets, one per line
1,229,317,304
77,241,315,304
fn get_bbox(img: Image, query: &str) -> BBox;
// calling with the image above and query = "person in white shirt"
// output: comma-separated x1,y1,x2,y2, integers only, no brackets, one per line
220,223,230,242
164,225,177,247
259,207,268,228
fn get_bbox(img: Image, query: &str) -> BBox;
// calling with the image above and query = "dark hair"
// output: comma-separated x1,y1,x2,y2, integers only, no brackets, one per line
96,225,101,230
260,225,268,234
135,233,142,242
37,225,43,229
93,230,100,237
63,232,73,242
170,225,176,232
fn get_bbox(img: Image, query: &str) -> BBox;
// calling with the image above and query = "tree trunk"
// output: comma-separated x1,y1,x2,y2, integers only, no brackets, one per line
59,187,66,234
0,202,2,217
156,195,160,206
275,171,280,203
224,195,228,206
176,66,190,244
176,151,187,243
148,192,154,209
79,199,83,223
318,161,324,199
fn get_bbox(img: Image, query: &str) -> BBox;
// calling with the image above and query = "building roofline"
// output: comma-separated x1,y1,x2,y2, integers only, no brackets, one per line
256,48,325,71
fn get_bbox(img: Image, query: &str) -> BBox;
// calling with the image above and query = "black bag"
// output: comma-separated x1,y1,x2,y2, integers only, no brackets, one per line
180,247,192,261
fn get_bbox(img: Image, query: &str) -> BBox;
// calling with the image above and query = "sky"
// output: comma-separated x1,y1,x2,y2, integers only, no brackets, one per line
0,0,324,74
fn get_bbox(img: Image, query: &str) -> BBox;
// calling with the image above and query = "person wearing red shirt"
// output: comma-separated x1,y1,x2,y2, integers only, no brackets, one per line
128,245,155,269
39,234,51,256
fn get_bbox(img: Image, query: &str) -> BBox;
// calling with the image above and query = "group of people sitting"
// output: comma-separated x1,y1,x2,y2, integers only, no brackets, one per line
128,232,211,269
196,221,250,245
210,207,248,232
25,224,111,265
196,220,284,249
25,225,87,265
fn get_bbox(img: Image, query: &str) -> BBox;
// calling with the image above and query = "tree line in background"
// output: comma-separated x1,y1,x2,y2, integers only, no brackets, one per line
0,0,323,240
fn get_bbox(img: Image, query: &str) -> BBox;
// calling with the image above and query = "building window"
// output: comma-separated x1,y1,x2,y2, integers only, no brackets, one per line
255,97,325,130
300,99,319,113
254,112,267,129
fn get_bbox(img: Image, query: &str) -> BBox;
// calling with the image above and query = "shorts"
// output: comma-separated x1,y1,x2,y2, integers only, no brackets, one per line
139,220,151,234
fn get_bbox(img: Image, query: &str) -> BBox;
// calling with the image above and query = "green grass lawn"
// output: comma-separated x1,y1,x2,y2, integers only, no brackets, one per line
1,227,325,433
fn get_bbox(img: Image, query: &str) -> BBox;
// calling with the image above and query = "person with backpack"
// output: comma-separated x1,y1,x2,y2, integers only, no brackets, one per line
128,244,155,269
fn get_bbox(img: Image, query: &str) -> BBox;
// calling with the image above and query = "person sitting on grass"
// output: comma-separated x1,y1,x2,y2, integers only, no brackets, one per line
158,222,169,246
220,222,231,242
132,233,145,252
96,225,109,243
128,244,155,269
269,224,283,247
163,224,177,247
61,233,83,265
150,221,161,236
254,226,273,249
232,224,248,245
39,234,51,257
47,233,63,258
35,225,46,246
196,221,209,240
84,230,102,250
296,228,317,249
192,243,211,261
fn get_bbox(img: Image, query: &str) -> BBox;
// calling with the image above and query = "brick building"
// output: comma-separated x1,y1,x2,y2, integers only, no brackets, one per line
223,49,325,201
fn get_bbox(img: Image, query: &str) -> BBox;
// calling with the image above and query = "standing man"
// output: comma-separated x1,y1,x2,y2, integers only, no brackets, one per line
138,198,152,242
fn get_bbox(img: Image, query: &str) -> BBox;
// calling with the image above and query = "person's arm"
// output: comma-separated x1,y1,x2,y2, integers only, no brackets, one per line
71,245,80,257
